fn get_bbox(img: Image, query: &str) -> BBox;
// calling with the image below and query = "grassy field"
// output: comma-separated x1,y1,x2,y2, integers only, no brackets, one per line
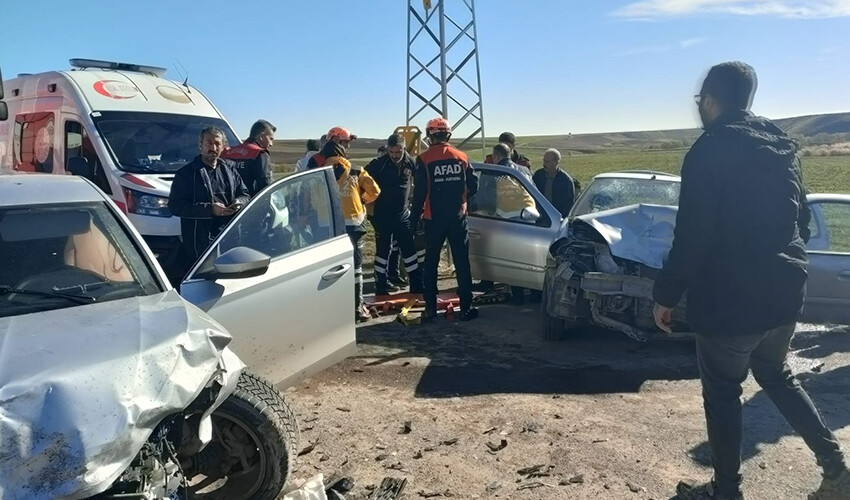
273,143,850,194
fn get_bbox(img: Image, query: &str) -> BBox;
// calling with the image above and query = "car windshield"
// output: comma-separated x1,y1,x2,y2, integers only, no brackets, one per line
92,111,240,174
571,176,681,217
0,202,163,318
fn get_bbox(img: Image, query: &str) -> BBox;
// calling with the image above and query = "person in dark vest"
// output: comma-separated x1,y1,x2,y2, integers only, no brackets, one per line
532,148,575,219
366,134,424,295
221,119,275,196
653,61,848,500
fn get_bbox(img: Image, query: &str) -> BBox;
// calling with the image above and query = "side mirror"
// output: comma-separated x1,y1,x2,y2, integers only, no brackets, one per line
68,156,94,179
212,246,270,279
520,206,541,223
0,102,7,122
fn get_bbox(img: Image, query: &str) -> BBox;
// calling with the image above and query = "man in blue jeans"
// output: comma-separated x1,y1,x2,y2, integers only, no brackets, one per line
653,61,848,500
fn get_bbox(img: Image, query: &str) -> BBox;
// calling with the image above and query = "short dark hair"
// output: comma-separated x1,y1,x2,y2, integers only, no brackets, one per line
492,143,511,160
199,126,226,144
498,132,516,145
387,133,406,148
250,119,276,140
701,61,758,111
377,145,388,154
306,139,320,152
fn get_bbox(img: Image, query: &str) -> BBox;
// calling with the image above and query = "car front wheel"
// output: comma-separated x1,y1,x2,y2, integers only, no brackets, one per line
189,372,299,500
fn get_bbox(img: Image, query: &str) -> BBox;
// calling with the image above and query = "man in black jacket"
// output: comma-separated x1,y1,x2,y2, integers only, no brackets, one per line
366,134,424,295
532,148,575,219
168,127,250,269
653,62,848,500
221,119,275,196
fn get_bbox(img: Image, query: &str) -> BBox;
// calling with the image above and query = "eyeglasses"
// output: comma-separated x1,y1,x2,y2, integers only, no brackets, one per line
694,94,705,105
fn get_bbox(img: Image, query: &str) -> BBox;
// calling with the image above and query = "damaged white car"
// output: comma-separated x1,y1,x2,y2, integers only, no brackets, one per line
541,171,850,341
0,170,356,499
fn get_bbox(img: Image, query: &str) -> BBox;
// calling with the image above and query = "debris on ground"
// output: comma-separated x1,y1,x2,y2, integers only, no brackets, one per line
561,474,585,485
413,449,424,459
482,426,497,435
368,477,408,500
398,421,413,434
627,481,646,493
485,439,508,453
521,422,541,434
336,406,352,412
517,464,549,476
441,437,459,446
299,441,318,457
517,481,548,491
283,474,327,500
485,482,502,493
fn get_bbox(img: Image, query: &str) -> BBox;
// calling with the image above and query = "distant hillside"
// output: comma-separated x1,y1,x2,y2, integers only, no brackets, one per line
269,111,850,169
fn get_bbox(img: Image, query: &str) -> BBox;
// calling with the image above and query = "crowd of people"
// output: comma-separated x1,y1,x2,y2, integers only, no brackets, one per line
166,114,579,321
165,61,850,500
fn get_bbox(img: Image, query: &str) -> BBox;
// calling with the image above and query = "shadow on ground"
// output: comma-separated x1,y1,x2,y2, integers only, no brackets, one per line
354,302,701,398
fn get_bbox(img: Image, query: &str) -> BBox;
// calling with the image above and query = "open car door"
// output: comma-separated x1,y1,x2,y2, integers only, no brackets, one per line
802,194,850,325
180,168,356,387
467,163,562,290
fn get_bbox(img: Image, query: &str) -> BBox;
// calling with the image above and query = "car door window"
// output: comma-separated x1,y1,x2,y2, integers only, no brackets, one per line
809,201,850,253
195,171,335,275
470,170,542,224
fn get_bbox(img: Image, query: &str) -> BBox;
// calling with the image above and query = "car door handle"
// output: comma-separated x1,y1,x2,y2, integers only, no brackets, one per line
322,264,352,281
839,271,850,281
468,229,481,239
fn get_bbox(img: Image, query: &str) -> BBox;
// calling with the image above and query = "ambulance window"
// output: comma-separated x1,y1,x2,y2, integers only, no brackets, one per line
13,112,55,174
65,121,112,195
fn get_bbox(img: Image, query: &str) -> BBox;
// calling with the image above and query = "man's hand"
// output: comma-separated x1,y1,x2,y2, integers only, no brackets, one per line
653,303,675,334
227,201,245,212
213,202,235,216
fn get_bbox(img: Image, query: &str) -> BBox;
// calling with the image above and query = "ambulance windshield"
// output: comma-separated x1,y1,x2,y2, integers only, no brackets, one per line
92,112,240,174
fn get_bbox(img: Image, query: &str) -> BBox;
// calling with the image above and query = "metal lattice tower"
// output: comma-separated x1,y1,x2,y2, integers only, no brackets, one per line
406,0,485,150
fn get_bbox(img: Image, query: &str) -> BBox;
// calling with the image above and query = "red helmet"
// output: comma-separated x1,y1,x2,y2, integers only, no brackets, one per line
426,117,452,135
327,126,356,142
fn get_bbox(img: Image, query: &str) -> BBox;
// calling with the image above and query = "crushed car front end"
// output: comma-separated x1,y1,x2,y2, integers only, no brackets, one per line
543,203,689,342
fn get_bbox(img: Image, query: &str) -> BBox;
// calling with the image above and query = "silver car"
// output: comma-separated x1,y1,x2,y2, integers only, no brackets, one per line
537,171,850,341
0,169,356,498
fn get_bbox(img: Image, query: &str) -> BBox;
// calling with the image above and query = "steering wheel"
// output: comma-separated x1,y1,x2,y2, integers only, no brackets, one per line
11,266,108,298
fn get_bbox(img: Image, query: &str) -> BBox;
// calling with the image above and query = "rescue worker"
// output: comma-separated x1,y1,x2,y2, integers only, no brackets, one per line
484,131,532,167
221,119,275,196
308,126,380,322
410,117,479,322
366,134,424,295
168,126,249,271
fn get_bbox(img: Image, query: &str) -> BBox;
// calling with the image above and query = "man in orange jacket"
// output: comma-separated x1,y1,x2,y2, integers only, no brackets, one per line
410,117,479,322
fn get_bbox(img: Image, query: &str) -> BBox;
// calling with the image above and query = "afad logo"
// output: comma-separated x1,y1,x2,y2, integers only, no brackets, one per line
93,80,140,99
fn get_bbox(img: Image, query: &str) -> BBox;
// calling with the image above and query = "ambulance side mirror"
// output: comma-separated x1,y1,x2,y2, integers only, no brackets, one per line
68,157,94,180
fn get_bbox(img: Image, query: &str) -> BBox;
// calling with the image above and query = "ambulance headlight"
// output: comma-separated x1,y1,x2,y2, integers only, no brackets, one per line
123,188,172,217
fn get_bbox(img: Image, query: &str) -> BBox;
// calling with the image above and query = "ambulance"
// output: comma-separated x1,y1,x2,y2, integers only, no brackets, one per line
0,58,241,271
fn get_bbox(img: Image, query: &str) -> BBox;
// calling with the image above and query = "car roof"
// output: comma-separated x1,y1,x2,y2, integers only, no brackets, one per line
0,175,107,207
593,170,681,182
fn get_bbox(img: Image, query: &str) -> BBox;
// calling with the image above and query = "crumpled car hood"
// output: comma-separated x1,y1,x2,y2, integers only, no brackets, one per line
573,204,678,269
0,290,245,500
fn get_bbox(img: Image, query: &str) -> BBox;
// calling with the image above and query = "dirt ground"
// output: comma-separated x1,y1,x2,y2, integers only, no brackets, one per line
282,296,850,500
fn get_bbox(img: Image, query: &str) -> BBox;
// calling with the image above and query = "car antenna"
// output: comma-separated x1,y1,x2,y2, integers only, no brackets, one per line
174,60,192,94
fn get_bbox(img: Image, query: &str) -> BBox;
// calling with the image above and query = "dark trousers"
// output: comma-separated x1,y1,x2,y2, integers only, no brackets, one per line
374,216,422,290
697,323,845,495
424,216,473,312
346,226,366,309
387,239,400,280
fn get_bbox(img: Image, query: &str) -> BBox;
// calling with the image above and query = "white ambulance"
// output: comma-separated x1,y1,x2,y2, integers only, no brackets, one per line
0,58,241,273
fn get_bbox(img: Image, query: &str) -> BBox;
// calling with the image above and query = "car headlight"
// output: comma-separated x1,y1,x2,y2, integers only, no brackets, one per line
123,188,172,217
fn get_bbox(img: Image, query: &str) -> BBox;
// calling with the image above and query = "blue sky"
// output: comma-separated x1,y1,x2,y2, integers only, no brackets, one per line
3,0,848,139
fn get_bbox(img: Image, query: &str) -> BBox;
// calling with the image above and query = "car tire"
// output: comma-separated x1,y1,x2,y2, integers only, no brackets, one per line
540,276,565,340
193,372,299,500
